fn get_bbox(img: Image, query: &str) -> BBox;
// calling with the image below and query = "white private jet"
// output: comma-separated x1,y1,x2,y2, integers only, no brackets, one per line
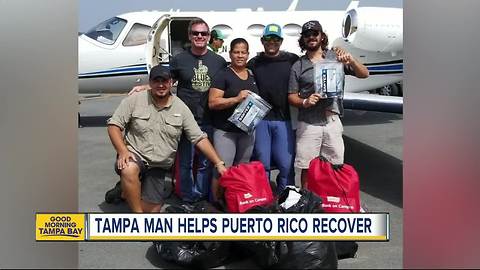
78,1,403,113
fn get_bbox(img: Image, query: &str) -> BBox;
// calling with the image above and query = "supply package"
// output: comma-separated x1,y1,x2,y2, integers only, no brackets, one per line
314,50,345,98
228,91,272,134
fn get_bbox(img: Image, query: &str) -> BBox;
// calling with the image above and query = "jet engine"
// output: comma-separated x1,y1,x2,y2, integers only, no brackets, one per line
342,7,402,54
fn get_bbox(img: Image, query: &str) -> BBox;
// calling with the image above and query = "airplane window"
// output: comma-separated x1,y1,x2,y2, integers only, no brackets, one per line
247,24,266,37
283,24,302,36
123,23,151,46
212,24,233,39
85,17,127,45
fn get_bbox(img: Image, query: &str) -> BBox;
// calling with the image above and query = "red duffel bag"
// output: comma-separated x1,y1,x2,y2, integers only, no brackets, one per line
306,157,360,213
219,161,274,213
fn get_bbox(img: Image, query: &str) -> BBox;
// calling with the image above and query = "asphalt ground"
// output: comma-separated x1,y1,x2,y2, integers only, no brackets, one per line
78,94,403,269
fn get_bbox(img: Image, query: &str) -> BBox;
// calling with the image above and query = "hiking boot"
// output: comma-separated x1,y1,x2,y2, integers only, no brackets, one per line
105,181,124,204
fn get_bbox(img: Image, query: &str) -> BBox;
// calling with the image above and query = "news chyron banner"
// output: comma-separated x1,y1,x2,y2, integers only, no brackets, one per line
36,213,389,241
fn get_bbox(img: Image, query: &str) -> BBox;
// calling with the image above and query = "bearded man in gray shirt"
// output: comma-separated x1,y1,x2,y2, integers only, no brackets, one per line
288,20,369,188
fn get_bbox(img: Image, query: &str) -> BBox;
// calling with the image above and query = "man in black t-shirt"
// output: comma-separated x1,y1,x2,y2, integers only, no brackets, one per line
118,19,227,203
247,23,299,194
170,19,227,202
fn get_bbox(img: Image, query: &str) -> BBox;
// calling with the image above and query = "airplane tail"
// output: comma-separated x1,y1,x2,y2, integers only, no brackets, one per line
346,0,360,11
287,0,299,11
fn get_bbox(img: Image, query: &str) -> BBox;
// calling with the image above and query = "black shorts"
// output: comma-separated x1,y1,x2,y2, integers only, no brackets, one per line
114,152,171,204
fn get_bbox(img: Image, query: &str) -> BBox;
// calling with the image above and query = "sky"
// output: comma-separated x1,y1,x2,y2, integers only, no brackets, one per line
79,0,402,32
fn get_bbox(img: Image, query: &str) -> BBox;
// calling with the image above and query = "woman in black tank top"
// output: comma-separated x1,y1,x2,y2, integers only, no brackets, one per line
208,38,258,202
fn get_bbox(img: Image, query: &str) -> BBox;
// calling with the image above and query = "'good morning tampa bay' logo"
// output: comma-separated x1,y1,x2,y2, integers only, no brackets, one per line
36,214,85,241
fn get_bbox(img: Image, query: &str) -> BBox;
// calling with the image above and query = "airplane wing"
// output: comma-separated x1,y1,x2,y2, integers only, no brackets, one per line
343,93,402,114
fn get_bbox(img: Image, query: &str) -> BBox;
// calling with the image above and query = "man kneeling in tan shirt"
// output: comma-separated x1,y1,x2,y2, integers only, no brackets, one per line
106,65,226,213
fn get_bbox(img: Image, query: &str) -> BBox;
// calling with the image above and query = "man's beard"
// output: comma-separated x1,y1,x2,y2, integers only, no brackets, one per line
152,89,170,100
306,40,321,52
265,46,280,56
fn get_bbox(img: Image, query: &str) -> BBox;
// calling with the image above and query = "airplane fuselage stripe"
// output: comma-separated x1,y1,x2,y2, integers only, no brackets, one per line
364,59,403,66
367,64,403,71
79,71,148,79
78,61,403,79
79,66,148,76
369,71,403,75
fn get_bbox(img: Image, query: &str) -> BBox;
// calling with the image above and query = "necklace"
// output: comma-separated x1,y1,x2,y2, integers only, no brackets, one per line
229,66,248,80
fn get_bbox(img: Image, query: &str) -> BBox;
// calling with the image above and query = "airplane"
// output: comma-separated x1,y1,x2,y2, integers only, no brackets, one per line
78,1,403,113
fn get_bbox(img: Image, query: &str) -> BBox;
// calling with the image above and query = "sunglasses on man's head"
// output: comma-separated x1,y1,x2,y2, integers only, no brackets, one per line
263,36,282,42
302,31,320,38
190,31,209,37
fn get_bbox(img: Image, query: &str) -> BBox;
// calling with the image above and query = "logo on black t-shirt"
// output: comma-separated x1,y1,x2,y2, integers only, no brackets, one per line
191,60,211,92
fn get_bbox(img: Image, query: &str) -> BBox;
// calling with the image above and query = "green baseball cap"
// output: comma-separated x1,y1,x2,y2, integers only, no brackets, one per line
211,29,225,40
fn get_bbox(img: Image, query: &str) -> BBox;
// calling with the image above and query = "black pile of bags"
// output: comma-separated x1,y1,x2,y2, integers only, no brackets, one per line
154,188,358,269
153,201,231,269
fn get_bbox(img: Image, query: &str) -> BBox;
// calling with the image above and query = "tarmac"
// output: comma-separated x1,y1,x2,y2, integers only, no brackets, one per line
78,94,403,269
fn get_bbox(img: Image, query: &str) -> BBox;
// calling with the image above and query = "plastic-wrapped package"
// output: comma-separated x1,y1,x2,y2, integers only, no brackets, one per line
228,91,272,134
279,186,302,210
314,50,345,98
277,186,324,214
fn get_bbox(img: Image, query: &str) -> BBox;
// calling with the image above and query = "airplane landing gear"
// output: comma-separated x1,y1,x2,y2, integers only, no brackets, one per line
376,83,402,96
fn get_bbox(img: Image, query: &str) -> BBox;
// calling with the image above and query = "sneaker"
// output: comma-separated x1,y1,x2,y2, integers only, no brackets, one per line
105,181,124,204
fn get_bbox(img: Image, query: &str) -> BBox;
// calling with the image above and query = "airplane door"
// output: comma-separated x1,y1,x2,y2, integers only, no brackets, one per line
146,15,171,72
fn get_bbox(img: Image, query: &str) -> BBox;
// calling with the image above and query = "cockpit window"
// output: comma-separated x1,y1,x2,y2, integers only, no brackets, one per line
123,23,151,46
85,17,127,45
